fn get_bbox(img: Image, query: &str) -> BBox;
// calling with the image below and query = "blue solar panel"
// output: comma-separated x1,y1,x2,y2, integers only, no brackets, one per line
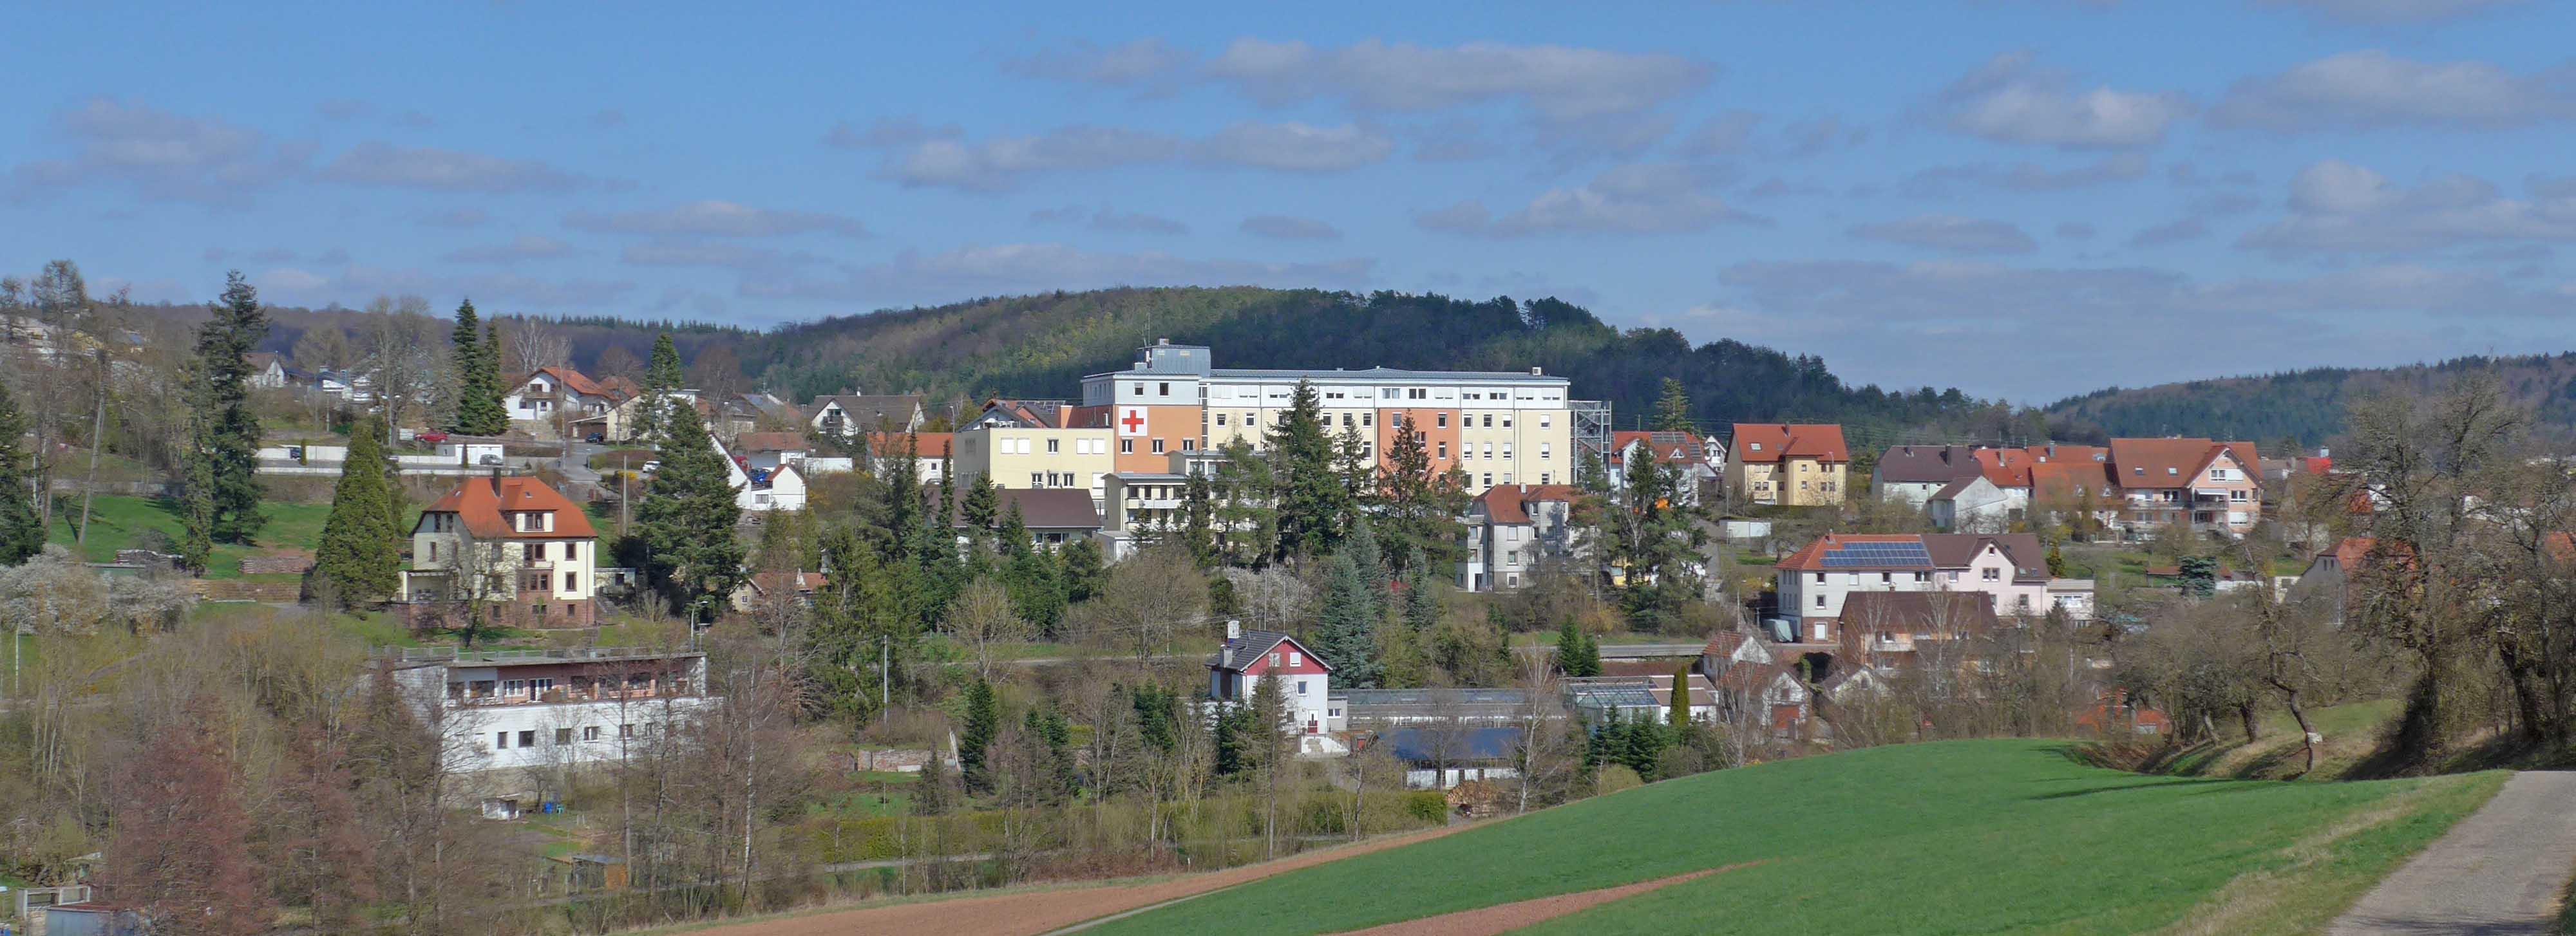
1820,542,1931,567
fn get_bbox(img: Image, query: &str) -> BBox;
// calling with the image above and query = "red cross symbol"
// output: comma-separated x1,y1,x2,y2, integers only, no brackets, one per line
1120,409,1147,433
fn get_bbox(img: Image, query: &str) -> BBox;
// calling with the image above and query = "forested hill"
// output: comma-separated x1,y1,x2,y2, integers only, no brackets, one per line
732,288,2016,436
2043,353,2576,445
203,286,2027,438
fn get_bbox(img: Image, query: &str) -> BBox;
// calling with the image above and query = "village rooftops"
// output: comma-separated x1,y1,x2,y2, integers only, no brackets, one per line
1776,532,2051,581
1472,483,1580,524
419,474,598,539
2107,438,2259,489
1877,445,1984,484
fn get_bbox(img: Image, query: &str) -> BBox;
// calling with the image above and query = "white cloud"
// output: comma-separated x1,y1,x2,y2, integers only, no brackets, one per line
746,243,1375,303
1004,38,1193,89
565,200,867,238
1028,205,1191,234
1933,52,2191,149
317,142,581,193
1194,39,1710,120
823,115,965,149
1902,153,2150,196
1240,215,1342,240
1674,111,1763,157
2240,159,2576,255
1416,164,1752,237
261,265,634,309
440,235,581,264
2211,51,2576,132
866,122,1392,192
8,98,305,203
2256,0,2527,24
1849,216,2040,254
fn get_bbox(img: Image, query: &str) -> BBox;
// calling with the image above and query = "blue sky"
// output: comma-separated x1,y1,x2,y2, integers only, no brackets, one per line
6,0,2572,402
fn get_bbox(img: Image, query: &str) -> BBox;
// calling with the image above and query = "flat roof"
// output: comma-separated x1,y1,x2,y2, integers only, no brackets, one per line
1084,365,1565,384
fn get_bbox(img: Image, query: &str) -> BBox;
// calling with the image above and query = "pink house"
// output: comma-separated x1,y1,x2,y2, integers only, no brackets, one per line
1773,532,2066,639
1209,624,1341,734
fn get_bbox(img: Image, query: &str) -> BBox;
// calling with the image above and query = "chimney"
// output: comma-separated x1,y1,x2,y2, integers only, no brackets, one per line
491,465,504,496
1530,366,1542,376
1226,619,1241,641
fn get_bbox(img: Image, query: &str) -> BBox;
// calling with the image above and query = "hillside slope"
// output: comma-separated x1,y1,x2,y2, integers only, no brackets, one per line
1084,740,2503,936
2044,353,2576,445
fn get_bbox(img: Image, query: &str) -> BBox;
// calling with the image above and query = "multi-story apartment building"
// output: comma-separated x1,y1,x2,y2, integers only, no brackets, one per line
2106,438,2261,536
1727,424,1851,506
1772,532,2065,642
386,646,715,781
1072,340,1593,496
1461,483,1581,591
952,400,1117,508
401,473,601,627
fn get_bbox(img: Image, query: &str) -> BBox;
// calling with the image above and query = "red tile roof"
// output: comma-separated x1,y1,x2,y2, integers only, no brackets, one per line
748,570,829,594
2029,459,2116,500
518,365,609,398
1609,431,1707,467
1730,424,1849,464
867,431,952,458
1972,448,2034,489
420,474,597,539
1474,483,1581,525
2107,438,2258,490
1774,533,1923,572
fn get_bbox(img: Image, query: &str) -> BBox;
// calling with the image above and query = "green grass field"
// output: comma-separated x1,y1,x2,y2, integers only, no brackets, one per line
1087,740,2504,936
45,494,343,578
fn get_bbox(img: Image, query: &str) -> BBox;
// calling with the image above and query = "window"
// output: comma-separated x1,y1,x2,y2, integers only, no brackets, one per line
583,725,600,741
1880,572,1891,583
620,723,635,738
1540,472,1551,484
1151,438,1166,454
518,730,536,748
1502,416,1513,428
2210,467,2231,480
1182,438,1197,451
1539,444,1551,460
1157,382,1170,397
1216,413,1227,426
1537,415,1548,429
1437,442,1448,458
1269,651,1281,668
1436,413,1448,428
564,572,575,591
1046,438,1059,454
1296,680,1309,695
1502,444,1513,460
1408,388,1427,400
1120,439,1135,454
1032,473,1045,487
525,543,545,561
1814,572,1825,583
1481,414,1493,427
1814,594,1826,608
1750,442,1763,452
1982,567,2000,581
1913,572,1929,583
1289,651,1302,666
556,728,573,745
496,731,511,749
1482,442,1494,460
1362,413,1372,426
1814,622,1829,641
2230,489,2248,501
1341,413,1353,427
1482,473,1493,487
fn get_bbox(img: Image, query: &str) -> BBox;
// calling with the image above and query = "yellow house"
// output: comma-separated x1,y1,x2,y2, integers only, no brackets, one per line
952,400,1118,509
1726,424,1851,507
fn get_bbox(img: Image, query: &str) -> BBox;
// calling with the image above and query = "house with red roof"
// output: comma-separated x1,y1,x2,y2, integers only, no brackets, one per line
1727,424,1850,507
1208,622,1341,735
402,473,603,627
2105,438,2262,537
1461,483,1583,591
505,366,625,440
1608,430,1721,506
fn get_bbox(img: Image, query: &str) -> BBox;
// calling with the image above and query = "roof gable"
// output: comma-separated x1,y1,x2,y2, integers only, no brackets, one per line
1730,424,1849,464
420,474,598,539
1211,630,1332,673
1877,445,1983,484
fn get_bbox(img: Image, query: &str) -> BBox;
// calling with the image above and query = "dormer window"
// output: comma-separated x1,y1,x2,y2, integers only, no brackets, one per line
1749,443,1762,451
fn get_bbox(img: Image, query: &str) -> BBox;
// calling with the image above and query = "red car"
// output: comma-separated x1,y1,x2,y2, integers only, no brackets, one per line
418,431,449,444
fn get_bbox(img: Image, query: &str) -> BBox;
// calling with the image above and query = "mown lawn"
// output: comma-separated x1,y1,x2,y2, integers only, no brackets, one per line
45,494,343,578
1087,739,2503,936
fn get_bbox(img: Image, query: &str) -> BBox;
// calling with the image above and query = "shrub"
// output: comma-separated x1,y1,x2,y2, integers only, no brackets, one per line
1403,791,1448,824
1594,764,1644,795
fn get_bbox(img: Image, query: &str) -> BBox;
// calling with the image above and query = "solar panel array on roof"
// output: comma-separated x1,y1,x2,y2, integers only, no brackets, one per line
1819,541,1933,568
1568,685,1660,709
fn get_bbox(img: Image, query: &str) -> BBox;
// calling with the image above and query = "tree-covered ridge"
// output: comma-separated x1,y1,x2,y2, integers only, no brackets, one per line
2045,353,2576,445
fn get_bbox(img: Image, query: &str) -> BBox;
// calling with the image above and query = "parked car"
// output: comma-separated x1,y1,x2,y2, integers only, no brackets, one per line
418,431,450,444
584,433,605,444
478,454,503,465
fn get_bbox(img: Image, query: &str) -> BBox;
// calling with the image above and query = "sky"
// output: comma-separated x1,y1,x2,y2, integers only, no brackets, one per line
5,0,2573,403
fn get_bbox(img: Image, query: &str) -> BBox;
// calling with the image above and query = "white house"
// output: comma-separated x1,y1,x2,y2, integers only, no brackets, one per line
1926,476,2014,532
245,351,289,389
1873,445,1983,507
401,473,602,628
1208,624,1341,736
1772,533,2069,642
386,646,716,778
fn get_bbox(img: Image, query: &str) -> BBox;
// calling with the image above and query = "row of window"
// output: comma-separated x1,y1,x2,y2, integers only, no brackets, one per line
491,723,654,750
990,436,1109,456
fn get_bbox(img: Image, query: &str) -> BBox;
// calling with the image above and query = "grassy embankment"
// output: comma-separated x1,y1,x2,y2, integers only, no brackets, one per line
44,494,338,579
1086,738,2505,936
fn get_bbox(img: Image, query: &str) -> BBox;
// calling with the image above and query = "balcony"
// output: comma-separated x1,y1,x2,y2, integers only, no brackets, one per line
450,684,689,707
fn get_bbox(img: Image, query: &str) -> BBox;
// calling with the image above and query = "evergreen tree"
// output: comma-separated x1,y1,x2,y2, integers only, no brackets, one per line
1580,629,1602,677
960,679,999,795
1267,379,1349,561
1345,516,1389,600
1620,715,1664,776
314,415,400,603
634,398,743,620
1398,550,1439,634
1211,438,1280,566
2046,543,2067,578
961,474,1000,537
0,382,42,565
446,300,507,435
636,333,685,445
1004,547,1066,637
187,272,269,545
993,496,1027,556
1669,662,1692,727
2178,554,2218,599
1653,377,1694,433
1311,550,1384,688
178,424,215,574
1554,618,1591,677
1374,415,1471,577
1059,536,1106,603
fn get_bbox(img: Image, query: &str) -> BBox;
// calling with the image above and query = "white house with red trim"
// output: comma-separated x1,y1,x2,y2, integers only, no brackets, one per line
1208,623,1343,736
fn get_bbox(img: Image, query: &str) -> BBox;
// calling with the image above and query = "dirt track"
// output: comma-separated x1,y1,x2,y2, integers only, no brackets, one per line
2325,771,2576,935
1326,864,1754,936
679,823,1472,936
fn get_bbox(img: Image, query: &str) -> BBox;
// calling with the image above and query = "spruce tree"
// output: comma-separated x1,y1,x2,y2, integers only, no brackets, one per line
1555,618,1587,676
0,382,42,565
960,678,1000,795
1311,550,1384,688
1345,517,1388,601
447,300,507,435
634,398,744,620
961,474,1000,536
315,415,400,603
1399,550,1439,633
1653,377,1694,433
1376,414,1470,577
636,333,684,445
1267,379,1348,561
1669,662,1691,727
187,272,269,545
1059,536,1106,603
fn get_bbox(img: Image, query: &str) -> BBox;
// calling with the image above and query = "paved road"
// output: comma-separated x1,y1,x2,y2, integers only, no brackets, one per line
2327,771,2576,935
